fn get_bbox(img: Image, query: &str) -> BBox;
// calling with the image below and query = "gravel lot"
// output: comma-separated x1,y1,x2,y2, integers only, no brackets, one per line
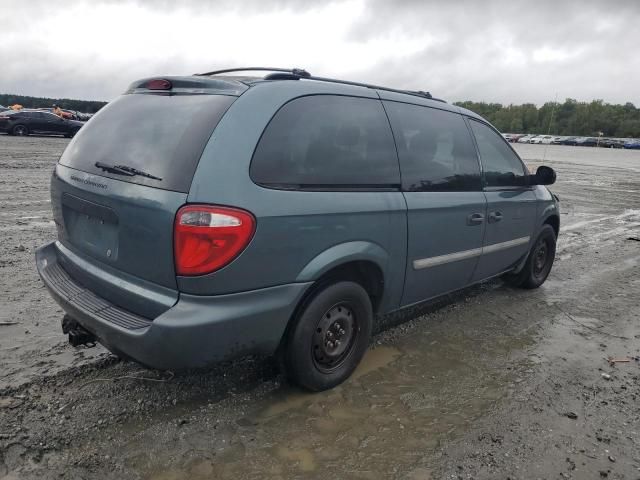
0,136,639,479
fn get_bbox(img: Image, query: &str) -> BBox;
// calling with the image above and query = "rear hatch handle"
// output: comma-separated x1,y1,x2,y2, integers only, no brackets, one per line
94,162,162,181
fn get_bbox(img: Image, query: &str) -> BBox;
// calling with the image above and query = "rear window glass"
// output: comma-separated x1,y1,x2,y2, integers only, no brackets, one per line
59,93,235,192
250,95,400,188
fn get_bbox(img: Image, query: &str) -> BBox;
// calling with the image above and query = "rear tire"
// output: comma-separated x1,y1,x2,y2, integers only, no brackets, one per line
12,124,29,136
284,281,373,391
505,225,556,289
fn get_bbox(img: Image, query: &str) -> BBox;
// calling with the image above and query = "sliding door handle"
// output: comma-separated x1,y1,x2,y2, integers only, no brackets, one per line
488,211,503,223
467,213,485,225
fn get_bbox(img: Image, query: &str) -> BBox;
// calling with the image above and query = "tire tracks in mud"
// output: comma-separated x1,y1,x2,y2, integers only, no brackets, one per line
1,139,640,479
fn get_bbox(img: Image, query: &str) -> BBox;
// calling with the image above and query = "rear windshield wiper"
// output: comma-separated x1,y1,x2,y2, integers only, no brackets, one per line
95,162,162,181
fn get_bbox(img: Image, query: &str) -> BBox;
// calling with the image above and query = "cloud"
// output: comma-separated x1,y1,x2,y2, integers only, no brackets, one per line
0,0,637,105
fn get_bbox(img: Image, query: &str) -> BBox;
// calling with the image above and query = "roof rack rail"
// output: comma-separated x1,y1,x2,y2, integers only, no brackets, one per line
195,67,445,103
306,75,442,102
195,67,311,78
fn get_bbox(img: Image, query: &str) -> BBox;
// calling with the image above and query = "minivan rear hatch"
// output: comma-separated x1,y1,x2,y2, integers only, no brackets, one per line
51,77,244,317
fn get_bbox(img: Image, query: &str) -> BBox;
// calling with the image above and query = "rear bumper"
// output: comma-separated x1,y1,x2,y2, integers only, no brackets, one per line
36,241,311,370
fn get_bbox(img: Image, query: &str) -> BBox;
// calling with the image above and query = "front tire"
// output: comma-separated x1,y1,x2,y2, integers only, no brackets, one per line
284,281,373,391
506,225,556,289
12,124,29,136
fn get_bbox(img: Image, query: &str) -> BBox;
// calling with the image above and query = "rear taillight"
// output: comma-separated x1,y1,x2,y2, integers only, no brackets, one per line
174,205,255,276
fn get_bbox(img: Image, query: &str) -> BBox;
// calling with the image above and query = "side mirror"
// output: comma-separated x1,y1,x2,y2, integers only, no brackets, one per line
534,165,556,185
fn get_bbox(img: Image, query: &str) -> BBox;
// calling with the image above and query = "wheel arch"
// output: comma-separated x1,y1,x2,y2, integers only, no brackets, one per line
277,253,387,361
543,214,560,238
514,213,560,274
295,241,389,313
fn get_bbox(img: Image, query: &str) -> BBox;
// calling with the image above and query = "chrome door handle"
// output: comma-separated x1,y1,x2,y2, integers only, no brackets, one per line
488,211,503,223
467,213,485,225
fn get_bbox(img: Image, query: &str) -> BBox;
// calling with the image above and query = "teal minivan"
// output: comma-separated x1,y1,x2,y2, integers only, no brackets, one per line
36,68,559,391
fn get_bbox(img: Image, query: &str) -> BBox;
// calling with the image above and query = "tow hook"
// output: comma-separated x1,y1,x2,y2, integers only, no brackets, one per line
62,314,97,347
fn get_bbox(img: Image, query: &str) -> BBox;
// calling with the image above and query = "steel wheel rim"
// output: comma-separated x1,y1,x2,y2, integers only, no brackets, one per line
312,303,358,373
533,238,549,277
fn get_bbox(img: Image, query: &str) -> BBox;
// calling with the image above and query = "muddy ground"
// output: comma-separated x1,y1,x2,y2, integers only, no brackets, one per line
0,136,639,480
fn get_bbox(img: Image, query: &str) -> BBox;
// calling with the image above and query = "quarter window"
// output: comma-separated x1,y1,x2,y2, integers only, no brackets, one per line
468,119,527,187
383,101,481,192
250,95,400,188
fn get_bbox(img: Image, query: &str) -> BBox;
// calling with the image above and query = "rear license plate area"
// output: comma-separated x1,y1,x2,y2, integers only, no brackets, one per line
61,193,119,261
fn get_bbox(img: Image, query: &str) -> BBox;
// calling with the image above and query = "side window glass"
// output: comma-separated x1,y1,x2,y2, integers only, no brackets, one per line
469,119,527,187
383,101,481,192
251,95,400,188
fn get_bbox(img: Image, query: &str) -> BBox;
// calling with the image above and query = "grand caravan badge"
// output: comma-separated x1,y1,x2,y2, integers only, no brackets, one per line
69,174,108,190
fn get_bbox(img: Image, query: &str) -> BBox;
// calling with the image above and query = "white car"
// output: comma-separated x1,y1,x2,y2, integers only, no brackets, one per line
517,135,534,143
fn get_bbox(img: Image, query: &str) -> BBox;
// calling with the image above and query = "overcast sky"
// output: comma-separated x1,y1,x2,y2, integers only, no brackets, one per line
1,0,638,105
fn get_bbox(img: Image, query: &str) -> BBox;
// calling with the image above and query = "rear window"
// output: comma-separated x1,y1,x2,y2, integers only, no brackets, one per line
59,93,236,192
250,95,400,189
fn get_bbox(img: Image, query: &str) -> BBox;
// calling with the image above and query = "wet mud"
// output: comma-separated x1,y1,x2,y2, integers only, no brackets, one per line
0,137,639,479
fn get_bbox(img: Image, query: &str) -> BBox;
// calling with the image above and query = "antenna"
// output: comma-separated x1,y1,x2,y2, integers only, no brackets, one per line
542,93,558,163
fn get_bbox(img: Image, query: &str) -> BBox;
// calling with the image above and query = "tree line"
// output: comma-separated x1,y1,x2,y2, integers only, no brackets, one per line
0,94,107,114
3,92,639,138
454,99,640,138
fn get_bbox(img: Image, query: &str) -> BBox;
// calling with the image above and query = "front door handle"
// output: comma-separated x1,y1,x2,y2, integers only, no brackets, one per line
467,213,485,225
488,211,503,223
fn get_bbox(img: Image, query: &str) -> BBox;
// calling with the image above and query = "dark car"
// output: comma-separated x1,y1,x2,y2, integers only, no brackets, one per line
599,138,624,148
35,68,559,391
575,137,599,147
559,136,578,145
0,110,83,137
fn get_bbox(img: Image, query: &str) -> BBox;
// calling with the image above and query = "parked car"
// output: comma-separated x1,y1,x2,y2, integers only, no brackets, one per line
540,135,554,144
517,135,534,143
560,136,579,145
624,139,640,149
575,137,598,147
35,68,560,391
76,112,93,121
0,110,83,137
599,138,624,148
550,136,566,145
503,133,525,143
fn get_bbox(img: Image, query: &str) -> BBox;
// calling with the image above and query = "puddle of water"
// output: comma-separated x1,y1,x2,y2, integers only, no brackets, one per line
351,345,402,380
259,345,401,420
134,301,540,480
275,446,316,472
